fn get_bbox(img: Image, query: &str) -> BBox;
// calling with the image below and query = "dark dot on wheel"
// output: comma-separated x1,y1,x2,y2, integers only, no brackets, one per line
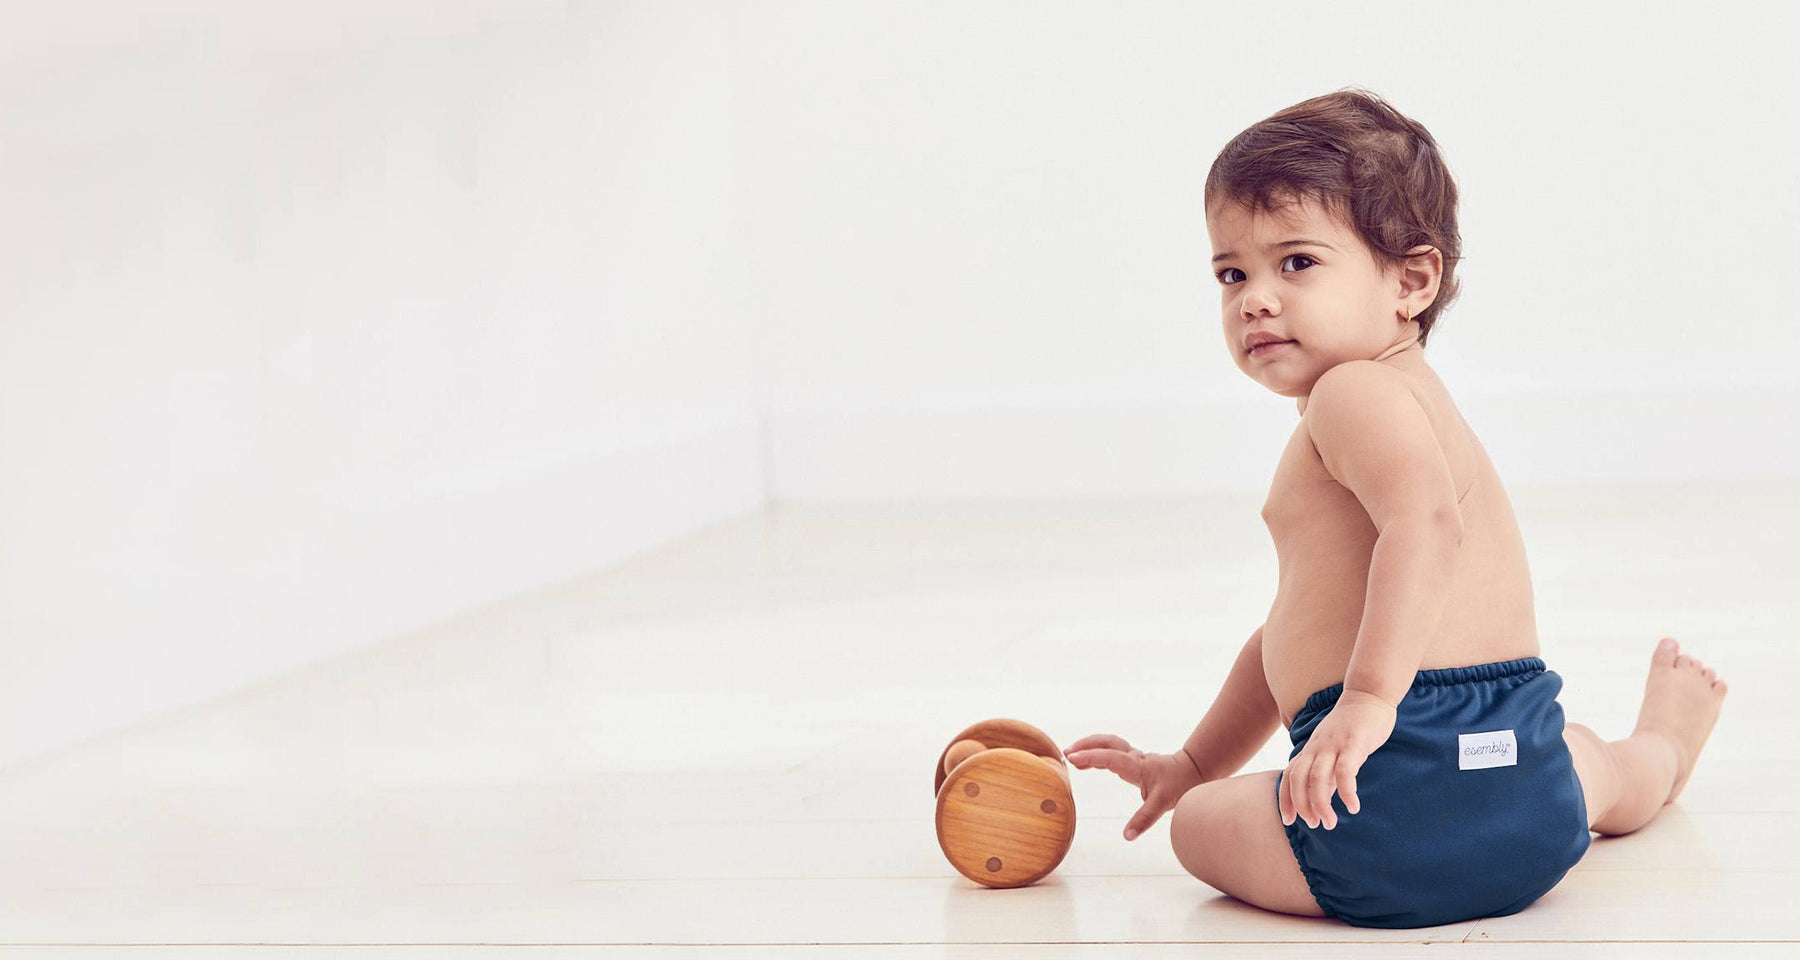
986,857,1002,872
964,781,980,797
1041,799,1056,814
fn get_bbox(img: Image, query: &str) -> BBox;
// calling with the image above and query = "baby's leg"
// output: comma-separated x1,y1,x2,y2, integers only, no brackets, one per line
1564,637,1727,836
1169,770,1327,917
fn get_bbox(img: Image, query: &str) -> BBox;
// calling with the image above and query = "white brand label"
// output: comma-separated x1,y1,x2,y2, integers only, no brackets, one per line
1458,729,1518,770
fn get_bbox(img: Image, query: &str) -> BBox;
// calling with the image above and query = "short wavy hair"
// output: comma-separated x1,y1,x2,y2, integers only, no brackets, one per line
1205,87,1465,349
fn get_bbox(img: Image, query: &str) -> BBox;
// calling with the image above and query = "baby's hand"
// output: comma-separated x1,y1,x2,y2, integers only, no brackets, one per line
1063,733,1204,842
1279,690,1397,830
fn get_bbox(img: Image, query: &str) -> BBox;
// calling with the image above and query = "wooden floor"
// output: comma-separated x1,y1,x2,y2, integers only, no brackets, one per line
0,479,1792,956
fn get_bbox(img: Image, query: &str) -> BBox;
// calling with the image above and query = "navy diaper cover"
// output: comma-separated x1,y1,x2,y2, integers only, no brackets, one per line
1274,657,1592,928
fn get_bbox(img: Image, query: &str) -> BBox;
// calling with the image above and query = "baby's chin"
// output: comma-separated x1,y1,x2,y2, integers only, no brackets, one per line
1243,375,1307,399
1239,352,1315,395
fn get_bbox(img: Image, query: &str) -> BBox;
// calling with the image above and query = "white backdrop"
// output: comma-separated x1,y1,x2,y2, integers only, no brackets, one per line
1,0,1794,767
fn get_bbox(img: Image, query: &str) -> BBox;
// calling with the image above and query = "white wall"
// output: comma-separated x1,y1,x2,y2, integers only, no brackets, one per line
741,1,1800,496
3,0,1794,768
0,1,763,767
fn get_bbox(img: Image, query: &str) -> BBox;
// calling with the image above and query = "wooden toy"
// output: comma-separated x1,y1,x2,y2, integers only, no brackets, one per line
933,717,1076,888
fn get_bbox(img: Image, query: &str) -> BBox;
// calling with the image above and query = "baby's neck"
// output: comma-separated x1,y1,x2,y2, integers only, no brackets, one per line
1372,336,1424,365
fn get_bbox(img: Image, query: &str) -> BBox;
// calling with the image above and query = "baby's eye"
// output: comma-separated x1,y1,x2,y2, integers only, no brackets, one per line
1216,254,1316,285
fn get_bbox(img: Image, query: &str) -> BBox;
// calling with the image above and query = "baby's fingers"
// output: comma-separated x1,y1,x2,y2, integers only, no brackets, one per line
1277,767,1291,825
1062,734,1131,757
1337,758,1361,816
1067,748,1121,772
1279,755,1309,827
1066,748,1144,787
1308,751,1339,829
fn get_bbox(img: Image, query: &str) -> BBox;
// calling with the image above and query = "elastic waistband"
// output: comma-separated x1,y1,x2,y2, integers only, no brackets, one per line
1298,656,1547,722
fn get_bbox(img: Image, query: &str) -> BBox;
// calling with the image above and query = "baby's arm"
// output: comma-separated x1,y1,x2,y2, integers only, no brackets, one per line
1179,623,1282,782
1305,362,1465,707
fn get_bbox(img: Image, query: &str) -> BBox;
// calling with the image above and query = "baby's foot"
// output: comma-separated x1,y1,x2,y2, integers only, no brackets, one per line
1630,636,1728,805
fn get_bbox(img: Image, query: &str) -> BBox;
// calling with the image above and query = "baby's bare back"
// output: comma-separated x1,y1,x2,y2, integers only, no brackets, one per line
1259,356,1540,729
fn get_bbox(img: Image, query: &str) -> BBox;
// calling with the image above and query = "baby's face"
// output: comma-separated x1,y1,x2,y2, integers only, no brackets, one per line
1206,195,1416,398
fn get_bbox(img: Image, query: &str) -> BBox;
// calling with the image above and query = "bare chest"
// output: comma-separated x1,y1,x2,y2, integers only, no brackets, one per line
1258,373,1539,727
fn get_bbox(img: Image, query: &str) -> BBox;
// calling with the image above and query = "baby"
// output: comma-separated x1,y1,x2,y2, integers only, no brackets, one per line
1062,89,1728,929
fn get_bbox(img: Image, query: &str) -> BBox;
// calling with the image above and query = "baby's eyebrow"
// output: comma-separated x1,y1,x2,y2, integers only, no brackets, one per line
1211,239,1338,264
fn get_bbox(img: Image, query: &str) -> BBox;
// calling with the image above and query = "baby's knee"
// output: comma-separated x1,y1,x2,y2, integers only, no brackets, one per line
1169,785,1216,878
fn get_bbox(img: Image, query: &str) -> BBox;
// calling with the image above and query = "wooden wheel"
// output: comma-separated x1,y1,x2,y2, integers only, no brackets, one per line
932,718,1064,796
931,718,1075,889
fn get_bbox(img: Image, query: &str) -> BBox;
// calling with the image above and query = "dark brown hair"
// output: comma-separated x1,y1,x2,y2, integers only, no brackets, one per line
1205,87,1464,348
